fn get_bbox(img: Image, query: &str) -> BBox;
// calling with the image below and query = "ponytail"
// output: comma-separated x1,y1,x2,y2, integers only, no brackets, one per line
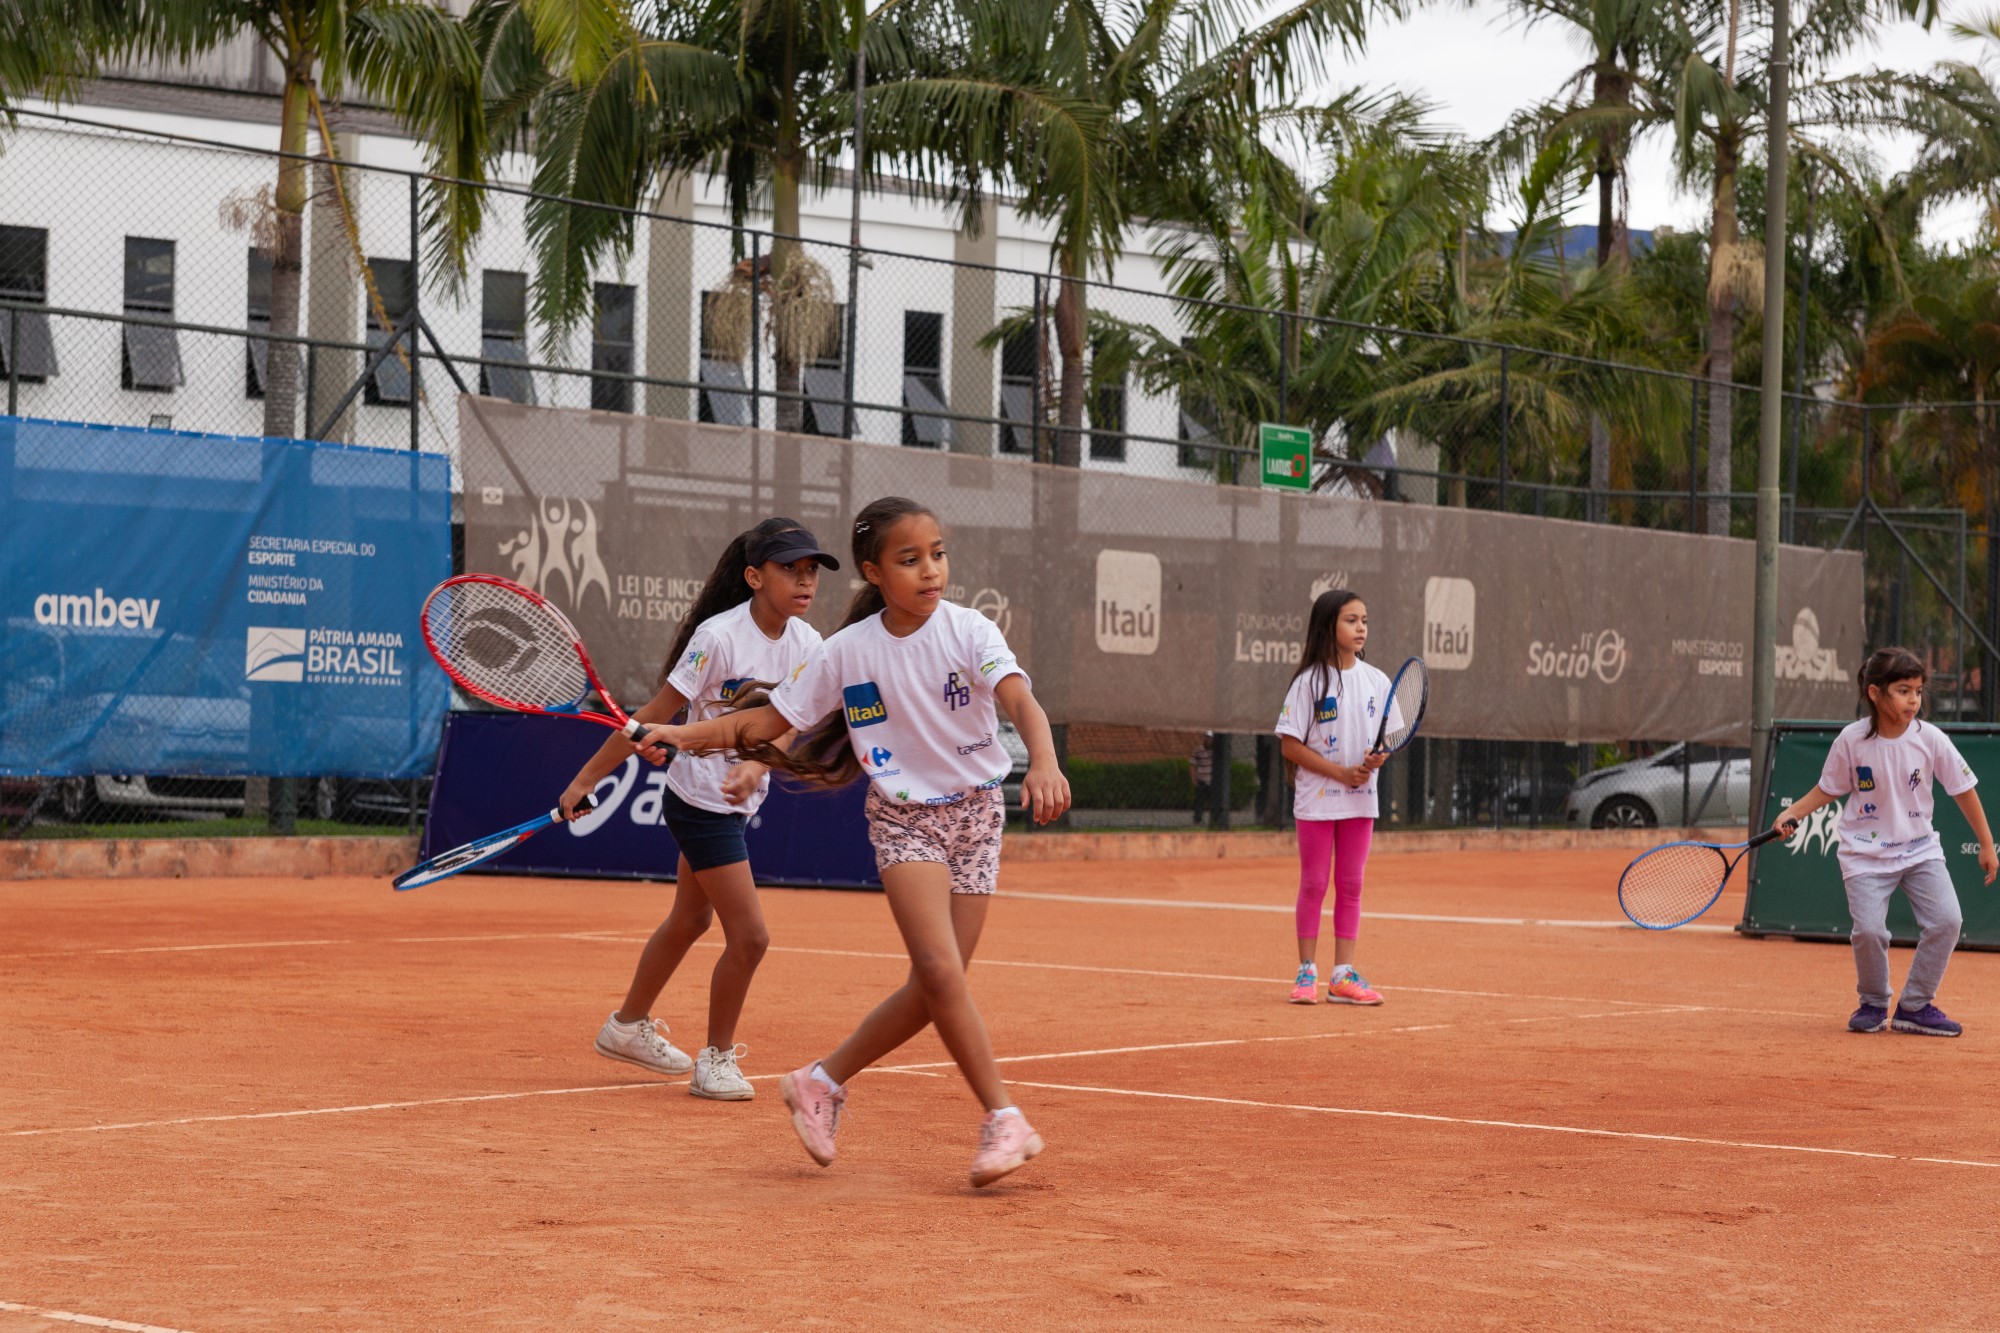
659,515,807,687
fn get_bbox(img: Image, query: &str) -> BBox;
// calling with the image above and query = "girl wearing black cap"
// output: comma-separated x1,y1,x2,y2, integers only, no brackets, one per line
559,516,839,1100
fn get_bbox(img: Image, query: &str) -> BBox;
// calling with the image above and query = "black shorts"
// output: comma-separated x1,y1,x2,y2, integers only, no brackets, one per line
661,784,750,872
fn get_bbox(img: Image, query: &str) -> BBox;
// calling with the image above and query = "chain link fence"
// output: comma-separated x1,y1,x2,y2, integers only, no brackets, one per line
1,108,1990,839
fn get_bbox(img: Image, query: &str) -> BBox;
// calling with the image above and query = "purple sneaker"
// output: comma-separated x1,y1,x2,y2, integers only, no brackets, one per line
1848,1004,1889,1033
1892,1004,1963,1037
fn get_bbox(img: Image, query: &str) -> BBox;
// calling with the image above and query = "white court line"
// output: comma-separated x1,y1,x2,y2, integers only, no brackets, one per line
1000,889,1737,933
0,1300,195,1332
0,931,637,963
0,1006,1683,1140
993,1079,2000,1171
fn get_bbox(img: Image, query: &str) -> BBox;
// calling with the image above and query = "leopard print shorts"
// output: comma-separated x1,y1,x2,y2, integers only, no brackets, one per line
864,786,1005,894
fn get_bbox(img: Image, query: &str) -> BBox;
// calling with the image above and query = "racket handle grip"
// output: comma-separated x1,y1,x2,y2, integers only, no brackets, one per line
1748,824,1793,849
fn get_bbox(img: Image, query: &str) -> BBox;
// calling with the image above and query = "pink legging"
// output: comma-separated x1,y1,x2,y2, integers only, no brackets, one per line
1296,817,1374,940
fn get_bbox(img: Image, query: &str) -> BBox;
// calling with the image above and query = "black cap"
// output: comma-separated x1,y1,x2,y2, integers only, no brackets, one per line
750,527,841,571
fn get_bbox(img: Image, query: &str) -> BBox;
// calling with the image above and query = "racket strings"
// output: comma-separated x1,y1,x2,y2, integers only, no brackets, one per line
1379,660,1430,752
425,581,589,710
1620,843,1732,928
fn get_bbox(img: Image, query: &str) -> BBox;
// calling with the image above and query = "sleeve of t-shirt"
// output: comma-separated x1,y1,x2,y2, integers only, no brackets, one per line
769,638,841,732
969,613,1027,694
1275,675,1311,742
1817,732,1853,798
1932,728,1979,797
665,625,721,703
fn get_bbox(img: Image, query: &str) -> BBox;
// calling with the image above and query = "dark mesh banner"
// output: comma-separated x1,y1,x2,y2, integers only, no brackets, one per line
458,397,1863,745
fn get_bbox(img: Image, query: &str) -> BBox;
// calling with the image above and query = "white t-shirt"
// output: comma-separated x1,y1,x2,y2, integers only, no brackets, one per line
1275,660,1398,821
664,601,823,815
770,600,1025,805
1816,717,1977,868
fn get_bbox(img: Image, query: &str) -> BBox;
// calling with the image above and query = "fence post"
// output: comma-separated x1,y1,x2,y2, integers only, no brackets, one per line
1497,347,1510,512
6,307,18,416
1277,311,1289,423
749,231,762,430
1031,274,1045,465
1858,406,1870,591
1212,733,1232,831
408,175,421,454
1688,378,1700,534
842,45,865,442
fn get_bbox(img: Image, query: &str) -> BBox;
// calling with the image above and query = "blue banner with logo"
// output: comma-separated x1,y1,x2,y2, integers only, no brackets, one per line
422,711,879,888
0,416,451,777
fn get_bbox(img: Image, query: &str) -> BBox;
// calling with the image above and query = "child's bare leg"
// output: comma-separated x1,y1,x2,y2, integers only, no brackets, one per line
820,889,989,1084
614,856,713,1022
692,860,769,1048
823,865,1006,1108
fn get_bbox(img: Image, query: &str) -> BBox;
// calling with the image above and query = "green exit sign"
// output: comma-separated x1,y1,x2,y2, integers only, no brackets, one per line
1259,423,1312,490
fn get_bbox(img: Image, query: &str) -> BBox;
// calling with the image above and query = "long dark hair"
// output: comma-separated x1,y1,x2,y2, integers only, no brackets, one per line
660,515,810,687
734,496,938,788
1289,589,1363,712
1858,646,1926,737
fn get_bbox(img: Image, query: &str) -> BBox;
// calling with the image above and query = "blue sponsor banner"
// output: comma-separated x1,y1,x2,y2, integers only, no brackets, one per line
0,417,450,777
422,711,880,888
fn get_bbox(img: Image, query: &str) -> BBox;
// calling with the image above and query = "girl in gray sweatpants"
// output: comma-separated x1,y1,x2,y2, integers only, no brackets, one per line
1774,647,1996,1038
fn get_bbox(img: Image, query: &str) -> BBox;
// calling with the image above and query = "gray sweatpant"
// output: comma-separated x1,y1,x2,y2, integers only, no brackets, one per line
1843,857,1964,1010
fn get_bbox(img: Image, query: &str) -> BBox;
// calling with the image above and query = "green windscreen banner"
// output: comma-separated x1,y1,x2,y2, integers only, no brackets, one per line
1744,721,2000,948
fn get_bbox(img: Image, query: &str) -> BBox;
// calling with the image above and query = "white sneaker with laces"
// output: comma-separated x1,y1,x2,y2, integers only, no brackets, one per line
593,1012,692,1075
690,1043,755,1100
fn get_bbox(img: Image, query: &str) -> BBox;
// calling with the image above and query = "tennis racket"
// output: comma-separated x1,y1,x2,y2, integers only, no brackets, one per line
1617,825,1792,930
1371,656,1430,755
419,574,653,743
393,794,595,892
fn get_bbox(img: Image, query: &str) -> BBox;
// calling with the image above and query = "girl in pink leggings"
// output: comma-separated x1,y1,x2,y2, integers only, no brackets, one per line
1275,589,1396,1005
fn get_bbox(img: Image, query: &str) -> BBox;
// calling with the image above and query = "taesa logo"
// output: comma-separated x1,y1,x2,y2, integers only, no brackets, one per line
1856,766,1876,792
843,682,889,728
868,746,894,769
246,626,305,683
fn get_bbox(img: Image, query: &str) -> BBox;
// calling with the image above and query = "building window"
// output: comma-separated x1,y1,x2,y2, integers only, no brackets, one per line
0,224,56,383
246,248,273,399
697,290,750,426
362,258,413,406
591,282,635,413
998,324,1037,455
480,269,535,404
121,236,182,392
901,309,950,448
802,303,846,437
1088,332,1126,462
1176,340,1220,469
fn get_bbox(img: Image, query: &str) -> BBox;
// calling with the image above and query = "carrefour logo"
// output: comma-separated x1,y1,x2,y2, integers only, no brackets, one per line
843,682,889,728
868,746,893,768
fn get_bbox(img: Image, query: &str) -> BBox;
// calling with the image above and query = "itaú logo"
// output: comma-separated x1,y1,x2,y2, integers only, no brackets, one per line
1526,629,1628,684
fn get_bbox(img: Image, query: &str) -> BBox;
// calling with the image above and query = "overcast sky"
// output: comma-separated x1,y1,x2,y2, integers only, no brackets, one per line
1320,0,1991,242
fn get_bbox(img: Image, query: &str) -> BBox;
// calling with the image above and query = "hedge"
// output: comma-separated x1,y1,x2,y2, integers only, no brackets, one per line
1066,757,1258,810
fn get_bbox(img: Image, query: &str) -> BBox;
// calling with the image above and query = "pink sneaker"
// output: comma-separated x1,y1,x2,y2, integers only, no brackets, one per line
1326,968,1383,1005
970,1110,1045,1187
1288,963,1319,1005
780,1066,845,1166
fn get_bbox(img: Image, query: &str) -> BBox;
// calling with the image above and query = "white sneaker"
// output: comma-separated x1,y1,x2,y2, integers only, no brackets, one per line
593,1012,692,1075
690,1043,755,1101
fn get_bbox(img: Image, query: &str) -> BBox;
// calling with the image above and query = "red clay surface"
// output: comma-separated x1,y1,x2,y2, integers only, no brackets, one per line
5,848,2000,1329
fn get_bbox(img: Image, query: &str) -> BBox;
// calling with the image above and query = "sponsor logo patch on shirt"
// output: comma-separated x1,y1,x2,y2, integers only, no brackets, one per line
843,682,889,728
1315,697,1338,723
1856,766,1876,791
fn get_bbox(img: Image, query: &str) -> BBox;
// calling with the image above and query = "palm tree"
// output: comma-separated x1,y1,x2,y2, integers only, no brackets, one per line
1,1,484,442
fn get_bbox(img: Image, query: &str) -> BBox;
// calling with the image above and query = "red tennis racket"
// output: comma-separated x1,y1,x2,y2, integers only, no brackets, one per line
419,574,652,743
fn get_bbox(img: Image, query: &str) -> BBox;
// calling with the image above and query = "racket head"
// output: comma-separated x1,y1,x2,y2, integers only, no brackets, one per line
420,575,621,720
1374,656,1430,754
1617,840,1734,929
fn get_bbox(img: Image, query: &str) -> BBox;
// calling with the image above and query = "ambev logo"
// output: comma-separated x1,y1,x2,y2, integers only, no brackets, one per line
246,626,306,682
33,588,161,630
1422,577,1475,670
1095,549,1161,656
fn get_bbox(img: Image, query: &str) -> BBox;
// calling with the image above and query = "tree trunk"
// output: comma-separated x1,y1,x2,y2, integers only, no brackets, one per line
1704,136,1740,537
262,74,311,441
1053,258,1086,467
770,116,805,435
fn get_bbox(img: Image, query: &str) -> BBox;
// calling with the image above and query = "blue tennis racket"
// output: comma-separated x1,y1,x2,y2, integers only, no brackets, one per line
1371,656,1430,755
394,794,593,891
1617,825,1790,929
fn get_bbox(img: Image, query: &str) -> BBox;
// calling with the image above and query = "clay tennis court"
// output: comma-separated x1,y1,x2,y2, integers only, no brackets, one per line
5,844,1999,1330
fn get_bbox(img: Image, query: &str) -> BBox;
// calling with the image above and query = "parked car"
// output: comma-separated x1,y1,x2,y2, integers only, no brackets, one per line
1563,744,1752,828
52,774,427,824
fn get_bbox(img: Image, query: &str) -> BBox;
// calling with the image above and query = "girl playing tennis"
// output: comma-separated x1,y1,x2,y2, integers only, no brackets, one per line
635,495,1071,1187
1772,646,1997,1037
1276,589,1397,1005
559,517,837,1098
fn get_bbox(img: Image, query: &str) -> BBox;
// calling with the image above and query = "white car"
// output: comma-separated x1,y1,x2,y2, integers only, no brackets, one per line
1564,744,1752,828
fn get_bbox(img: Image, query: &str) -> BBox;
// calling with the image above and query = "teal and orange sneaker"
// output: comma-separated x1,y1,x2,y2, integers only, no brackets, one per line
1288,963,1319,1005
1326,967,1383,1006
